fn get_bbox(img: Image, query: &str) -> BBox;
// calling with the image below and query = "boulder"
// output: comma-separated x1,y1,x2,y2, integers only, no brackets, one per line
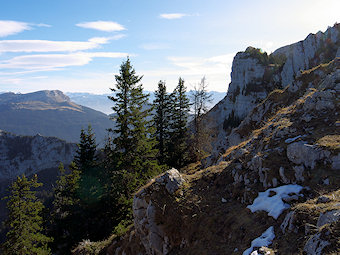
155,168,185,194
286,141,330,169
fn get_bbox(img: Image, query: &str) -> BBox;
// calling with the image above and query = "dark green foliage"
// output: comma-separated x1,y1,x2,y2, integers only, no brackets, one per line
223,110,241,131
244,47,269,65
74,125,97,172
50,128,109,254
244,47,287,67
168,77,191,168
2,175,52,255
153,80,171,164
108,57,159,177
107,58,161,229
268,53,287,67
49,163,81,254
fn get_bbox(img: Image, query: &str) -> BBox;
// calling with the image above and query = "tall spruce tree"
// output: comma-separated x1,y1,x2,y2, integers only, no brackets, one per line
2,175,52,255
74,125,97,172
108,58,160,225
73,125,103,206
153,80,171,164
50,163,81,255
169,77,191,168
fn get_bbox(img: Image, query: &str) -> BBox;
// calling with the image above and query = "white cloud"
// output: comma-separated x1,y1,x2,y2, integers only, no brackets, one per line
0,36,122,53
167,53,234,75
159,13,188,19
35,23,51,28
76,21,125,32
0,20,31,37
0,72,116,94
139,53,234,92
140,43,170,50
0,52,129,71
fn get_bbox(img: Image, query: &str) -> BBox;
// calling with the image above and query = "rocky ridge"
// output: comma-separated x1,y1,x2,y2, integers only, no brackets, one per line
74,24,340,255
0,129,76,181
204,23,340,164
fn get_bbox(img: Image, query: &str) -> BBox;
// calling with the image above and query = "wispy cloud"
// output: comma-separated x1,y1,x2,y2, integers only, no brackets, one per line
0,52,130,71
167,53,234,74
0,20,31,37
0,20,52,38
140,43,170,50
139,53,234,92
35,23,52,28
76,21,125,32
159,13,188,19
0,36,123,53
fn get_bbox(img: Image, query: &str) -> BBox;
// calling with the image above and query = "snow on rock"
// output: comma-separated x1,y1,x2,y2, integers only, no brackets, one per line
243,226,275,255
247,184,303,219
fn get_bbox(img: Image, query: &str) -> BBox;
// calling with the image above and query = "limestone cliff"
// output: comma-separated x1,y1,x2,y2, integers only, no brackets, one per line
98,58,339,255
204,23,340,165
0,130,76,181
74,24,340,255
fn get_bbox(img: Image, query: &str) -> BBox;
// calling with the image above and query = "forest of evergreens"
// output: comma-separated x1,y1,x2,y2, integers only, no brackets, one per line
0,58,212,255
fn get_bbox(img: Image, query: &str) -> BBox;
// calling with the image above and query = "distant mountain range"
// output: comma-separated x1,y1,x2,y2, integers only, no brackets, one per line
0,90,226,145
66,91,226,115
0,90,113,145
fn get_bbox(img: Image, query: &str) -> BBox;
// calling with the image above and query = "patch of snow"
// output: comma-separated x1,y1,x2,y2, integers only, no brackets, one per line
285,135,303,144
243,226,275,255
247,184,303,219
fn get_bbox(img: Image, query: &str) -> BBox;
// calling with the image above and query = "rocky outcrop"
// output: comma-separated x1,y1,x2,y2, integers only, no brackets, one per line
82,25,340,255
286,141,330,169
203,23,340,165
274,24,340,86
133,169,185,255
0,130,76,180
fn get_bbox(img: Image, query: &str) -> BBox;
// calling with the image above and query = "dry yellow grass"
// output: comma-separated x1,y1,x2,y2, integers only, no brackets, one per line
317,135,340,150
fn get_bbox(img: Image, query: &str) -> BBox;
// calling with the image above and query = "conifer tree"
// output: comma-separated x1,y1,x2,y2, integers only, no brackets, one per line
152,80,171,164
107,58,160,226
74,125,97,172
50,163,81,255
2,175,52,255
108,57,159,178
168,77,191,168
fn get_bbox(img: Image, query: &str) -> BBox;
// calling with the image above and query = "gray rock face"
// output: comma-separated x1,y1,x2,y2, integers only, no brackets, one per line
280,211,297,234
303,233,330,255
303,90,336,112
286,141,330,169
133,169,185,255
155,168,185,194
0,130,76,180
273,25,340,87
203,24,340,167
317,209,340,227
331,153,340,169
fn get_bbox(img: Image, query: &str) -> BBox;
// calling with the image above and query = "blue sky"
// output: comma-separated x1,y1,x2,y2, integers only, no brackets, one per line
0,0,339,94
